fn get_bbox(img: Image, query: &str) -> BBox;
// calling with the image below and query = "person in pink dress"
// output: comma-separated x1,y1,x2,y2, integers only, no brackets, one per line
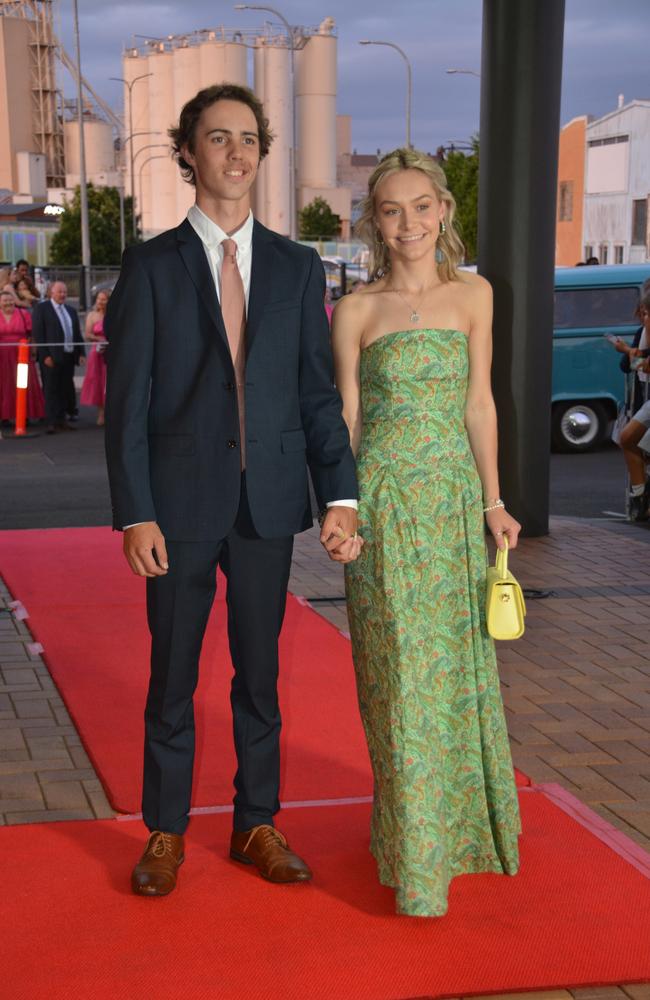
80,289,110,425
0,290,45,423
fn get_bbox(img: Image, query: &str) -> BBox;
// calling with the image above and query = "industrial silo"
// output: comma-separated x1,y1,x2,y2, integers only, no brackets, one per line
295,19,337,192
253,37,291,236
144,46,176,234
172,41,202,221
198,34,247,89
64,117,115,182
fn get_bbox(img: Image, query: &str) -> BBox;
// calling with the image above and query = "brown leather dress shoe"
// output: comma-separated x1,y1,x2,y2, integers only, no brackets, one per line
230,825,312,883
131,831,185,896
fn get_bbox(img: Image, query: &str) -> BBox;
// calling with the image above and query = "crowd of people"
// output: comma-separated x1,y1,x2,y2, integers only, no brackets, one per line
0,252,368,438
0,262,108,435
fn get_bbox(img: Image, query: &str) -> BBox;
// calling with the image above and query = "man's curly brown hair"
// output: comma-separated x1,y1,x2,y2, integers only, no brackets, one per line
169,83,274,186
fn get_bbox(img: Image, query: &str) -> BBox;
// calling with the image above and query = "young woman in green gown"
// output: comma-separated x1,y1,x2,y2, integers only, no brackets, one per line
331,148,522,917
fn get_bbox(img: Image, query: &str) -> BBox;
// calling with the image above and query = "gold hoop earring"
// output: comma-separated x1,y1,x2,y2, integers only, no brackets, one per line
439,220,446,235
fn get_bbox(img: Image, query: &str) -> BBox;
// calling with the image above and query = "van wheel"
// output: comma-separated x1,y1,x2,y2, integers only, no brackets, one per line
551,401,608,452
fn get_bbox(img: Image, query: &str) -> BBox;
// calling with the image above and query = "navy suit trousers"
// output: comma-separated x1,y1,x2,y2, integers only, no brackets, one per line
143,476,294,834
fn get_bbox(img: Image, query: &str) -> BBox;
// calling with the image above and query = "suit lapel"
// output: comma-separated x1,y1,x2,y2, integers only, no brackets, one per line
176,218,229,349
246,221,276,357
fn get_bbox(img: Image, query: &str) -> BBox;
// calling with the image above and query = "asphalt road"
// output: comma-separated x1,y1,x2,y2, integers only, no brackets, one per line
0,406,634,531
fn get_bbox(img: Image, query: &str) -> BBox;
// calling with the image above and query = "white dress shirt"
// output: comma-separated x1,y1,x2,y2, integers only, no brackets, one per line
187,203,253,311
123,204,355,528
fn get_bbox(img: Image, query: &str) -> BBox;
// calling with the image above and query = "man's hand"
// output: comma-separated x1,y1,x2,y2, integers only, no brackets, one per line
123,522,169,578
319,506,363,564
43,356,55,369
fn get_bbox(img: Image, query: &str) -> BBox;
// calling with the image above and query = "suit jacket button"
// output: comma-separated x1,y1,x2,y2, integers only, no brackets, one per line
227,439,237,449
224,381,234,391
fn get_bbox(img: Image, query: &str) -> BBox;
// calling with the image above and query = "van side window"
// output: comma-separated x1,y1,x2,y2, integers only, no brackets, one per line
554,287,640,329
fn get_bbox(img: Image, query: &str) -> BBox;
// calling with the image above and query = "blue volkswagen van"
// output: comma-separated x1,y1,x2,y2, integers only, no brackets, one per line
552,264,650,451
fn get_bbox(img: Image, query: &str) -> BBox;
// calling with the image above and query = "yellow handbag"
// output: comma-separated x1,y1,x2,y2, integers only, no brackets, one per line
486,538,526,640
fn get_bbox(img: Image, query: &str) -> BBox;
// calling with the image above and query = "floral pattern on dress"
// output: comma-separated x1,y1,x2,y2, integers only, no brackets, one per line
345,329,521,917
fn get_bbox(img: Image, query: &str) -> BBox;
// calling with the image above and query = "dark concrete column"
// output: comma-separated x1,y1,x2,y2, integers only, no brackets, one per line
478,0,565,536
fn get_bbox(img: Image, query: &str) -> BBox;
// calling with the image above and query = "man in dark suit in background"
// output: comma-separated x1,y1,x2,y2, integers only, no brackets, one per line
33,281,85,434
105,83,360,897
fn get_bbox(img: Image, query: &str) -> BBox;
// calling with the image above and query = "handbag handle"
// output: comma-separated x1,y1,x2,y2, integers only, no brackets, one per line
495,536,509,579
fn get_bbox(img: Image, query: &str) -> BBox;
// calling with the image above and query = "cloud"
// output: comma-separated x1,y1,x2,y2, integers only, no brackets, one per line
53,0,649,152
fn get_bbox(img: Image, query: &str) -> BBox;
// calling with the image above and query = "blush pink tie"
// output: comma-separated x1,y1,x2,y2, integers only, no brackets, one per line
220,238,247,468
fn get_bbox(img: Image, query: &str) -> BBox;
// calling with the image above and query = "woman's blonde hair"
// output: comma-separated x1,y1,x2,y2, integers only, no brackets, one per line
355,147,465,282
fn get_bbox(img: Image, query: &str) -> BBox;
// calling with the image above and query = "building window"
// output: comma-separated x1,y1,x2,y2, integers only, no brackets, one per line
588,134,629,148
614,245,624,264
584,245,593,259
558,181,573,222
632,199,647,245
599,243,609,265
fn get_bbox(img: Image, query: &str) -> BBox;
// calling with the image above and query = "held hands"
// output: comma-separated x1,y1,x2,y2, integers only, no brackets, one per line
319,506,364,564
485,507,521,551
123,522,169,577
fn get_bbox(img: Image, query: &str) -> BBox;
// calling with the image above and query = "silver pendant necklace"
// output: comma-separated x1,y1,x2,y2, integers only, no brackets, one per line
389,284,430,325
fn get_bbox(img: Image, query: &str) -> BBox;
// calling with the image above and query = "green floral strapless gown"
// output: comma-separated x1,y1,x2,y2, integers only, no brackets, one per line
345,329,521,917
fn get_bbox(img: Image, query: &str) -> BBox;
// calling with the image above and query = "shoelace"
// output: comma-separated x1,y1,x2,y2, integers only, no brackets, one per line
243,825,288,854
147,832,175,858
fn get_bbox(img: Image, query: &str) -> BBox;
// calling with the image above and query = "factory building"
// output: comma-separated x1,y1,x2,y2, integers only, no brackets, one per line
124,18,351,238
0,5,355,255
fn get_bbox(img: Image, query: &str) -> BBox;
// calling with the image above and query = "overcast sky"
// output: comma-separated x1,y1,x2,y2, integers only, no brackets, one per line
56,0,650,153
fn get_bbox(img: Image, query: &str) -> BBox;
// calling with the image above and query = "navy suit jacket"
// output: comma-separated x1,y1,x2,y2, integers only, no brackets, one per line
104,218,357,541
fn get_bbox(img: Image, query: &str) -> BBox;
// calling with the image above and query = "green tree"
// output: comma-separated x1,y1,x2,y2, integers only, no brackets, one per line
443,135,479,263
49,184,139,265
299,196,341,240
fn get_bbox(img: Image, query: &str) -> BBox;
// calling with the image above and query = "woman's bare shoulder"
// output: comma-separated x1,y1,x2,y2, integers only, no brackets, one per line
333,282,386,321
456,269,492,296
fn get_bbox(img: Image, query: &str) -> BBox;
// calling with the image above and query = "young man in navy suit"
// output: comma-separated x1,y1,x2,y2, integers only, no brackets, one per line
105,84,360,896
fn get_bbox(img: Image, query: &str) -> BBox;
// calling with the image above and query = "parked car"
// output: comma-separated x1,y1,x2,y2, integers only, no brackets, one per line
552,264,650,452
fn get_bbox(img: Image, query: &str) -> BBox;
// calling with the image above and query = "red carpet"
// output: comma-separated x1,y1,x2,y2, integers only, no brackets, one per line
0,527,373,812
2,792,650,1000
0,527,528,813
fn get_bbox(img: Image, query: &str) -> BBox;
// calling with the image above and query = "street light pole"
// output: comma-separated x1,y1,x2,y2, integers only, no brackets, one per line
132,143,169,233
359,40,413,148
110,73,153,240
138,155,167,228
72,0,91,310
117,165,126,254
234,4,297,240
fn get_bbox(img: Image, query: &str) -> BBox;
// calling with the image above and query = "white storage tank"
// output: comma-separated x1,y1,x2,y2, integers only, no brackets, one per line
144,48,176,233
295,19,337,191
172,42,202,221
64,118,115,177
253,38,291,235
122,50,152,206
199,38,247,89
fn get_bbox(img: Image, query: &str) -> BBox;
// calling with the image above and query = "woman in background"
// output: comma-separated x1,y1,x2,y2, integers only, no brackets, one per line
80,289,110,425
14,277,40,312
0,289,44,423
332,148,521,917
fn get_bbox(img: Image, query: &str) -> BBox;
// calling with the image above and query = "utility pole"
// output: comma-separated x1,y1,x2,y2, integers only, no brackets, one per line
72,0,91,309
